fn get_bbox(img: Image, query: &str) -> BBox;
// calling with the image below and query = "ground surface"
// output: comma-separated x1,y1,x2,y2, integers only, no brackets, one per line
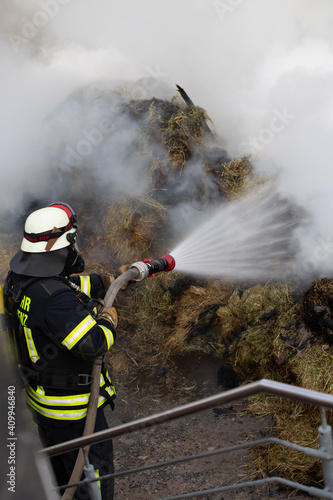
106,353,317,500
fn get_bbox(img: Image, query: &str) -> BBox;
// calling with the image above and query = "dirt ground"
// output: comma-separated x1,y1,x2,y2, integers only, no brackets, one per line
106,353,317,500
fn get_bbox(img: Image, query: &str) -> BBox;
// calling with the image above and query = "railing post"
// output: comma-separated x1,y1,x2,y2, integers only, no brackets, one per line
319,407,333,493
82,450,102,500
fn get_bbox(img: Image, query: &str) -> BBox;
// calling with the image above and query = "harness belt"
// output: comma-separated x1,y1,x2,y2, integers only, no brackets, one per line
26,367,94,389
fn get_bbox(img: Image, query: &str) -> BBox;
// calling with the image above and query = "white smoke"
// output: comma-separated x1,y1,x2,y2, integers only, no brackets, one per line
1,0,333,281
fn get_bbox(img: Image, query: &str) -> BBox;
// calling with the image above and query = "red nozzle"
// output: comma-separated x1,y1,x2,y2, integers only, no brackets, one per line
161,254,176,272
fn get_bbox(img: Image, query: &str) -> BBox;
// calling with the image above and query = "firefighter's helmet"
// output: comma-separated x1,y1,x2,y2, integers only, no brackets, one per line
21,203,77,253
10,202,82,277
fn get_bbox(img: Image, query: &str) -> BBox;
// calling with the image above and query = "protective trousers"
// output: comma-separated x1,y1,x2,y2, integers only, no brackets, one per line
38,409,114,500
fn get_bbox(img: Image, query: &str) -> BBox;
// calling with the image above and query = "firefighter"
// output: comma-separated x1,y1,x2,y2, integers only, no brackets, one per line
5,202,117,499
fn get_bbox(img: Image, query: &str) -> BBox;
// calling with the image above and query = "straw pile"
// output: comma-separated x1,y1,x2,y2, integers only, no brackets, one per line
103,195,167,266
217,279,333,486
163,279,235,353
2,82,333,489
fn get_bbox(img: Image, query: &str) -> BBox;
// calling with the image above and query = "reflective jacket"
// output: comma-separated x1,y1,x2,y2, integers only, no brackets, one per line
9,272,116,424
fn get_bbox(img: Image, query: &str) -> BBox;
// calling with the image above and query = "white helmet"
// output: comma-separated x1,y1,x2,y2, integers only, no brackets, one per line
21,202,78,253
10,202,80,277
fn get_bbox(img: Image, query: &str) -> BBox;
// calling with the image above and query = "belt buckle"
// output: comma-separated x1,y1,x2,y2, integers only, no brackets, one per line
78,374,93,386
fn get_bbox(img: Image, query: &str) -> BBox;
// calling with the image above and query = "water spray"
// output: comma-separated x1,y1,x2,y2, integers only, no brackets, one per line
171,185,300,282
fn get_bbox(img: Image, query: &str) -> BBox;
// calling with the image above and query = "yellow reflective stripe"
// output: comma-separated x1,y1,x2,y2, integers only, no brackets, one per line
103,370,113,387
27,398,88,420
23,326,40,363
79,276,91,297
62,315,96,349
99,325,114,350
26,369,115,421
100,374,116,398
27,393,107,420
36,386,45,396
95,469,101,494
27,385,90,406
104,385,115,398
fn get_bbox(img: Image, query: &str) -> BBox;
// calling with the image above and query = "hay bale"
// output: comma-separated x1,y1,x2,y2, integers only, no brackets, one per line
205,156,255,199
216,289,245,340
232,292,333,487
103,195,167,266
161,106,210,168
248,395,325,486
112,272,174,370
164,280,234,353
303,278,333,343
218,282,295,345
248,341,333,485
218,283,301,382
291,342,333,395
115,276,234,361
228,323,277,381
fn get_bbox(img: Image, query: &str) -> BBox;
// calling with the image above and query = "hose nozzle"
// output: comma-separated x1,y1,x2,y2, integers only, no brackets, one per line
129,254,176,281
146,254,176,276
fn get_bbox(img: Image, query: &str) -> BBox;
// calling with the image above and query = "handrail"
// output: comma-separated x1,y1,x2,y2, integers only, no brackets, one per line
40,378,333,458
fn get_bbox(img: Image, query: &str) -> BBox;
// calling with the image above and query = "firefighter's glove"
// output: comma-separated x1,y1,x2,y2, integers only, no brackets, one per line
97,272,115,291
97,269,123,291
98,306,118,328
113,268,123,279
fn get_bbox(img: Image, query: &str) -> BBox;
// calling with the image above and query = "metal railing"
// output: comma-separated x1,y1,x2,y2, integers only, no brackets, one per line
39,379,333,499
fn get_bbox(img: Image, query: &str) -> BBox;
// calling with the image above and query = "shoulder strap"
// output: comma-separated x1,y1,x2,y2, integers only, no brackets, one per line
4,273,78,306
4,272,98,319
4,271,44,314
37,277,69,296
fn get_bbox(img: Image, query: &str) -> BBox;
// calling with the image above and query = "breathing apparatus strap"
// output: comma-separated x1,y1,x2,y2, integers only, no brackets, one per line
55,276,102,316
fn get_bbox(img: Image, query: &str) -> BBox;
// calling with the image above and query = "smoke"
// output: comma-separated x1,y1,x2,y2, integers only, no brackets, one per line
1,0,333,281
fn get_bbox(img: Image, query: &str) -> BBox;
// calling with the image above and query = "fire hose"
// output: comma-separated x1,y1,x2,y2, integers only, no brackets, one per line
61,255,175,500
